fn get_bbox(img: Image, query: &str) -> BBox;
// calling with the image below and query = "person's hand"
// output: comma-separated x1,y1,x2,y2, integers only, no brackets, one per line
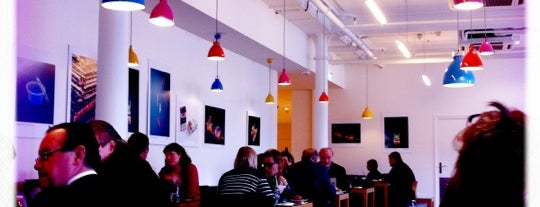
277,184,286,193
278,175,288,186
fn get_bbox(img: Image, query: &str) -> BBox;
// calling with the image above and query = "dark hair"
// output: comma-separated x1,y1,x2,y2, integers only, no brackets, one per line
280,147,295,164
367,159,378,170
47,122,100,169
128,132,149,155
89,120,125,146
163,143,193,166
443,102,525,206
388,151,403,163
263,149,281,164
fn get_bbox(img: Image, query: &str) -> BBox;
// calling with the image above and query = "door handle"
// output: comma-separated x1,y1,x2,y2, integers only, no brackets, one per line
439,162,447,174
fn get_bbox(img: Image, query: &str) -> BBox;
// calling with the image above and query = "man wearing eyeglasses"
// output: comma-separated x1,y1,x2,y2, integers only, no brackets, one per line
33,122,102,207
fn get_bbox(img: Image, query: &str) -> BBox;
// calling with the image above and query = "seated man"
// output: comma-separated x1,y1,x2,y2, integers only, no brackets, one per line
319,148,348,192
32,122,102,207
286,148,336,207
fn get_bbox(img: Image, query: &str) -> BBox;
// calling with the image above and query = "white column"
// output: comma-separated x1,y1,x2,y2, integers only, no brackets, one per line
96,8,129,138
312,33,329,150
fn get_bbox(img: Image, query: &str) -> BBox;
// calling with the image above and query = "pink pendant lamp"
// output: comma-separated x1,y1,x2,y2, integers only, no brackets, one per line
479,6,494,55
149,0,174,27
453,0,483,10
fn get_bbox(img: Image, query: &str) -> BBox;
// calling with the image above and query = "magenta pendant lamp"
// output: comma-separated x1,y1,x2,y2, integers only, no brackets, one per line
208,33,225,61
479,38,494,55
149,0,174,27
102,0,145,11
278,69,291,85
461,44,483,70
453,0,483,10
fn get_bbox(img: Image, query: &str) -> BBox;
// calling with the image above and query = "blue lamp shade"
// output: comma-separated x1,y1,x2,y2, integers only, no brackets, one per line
443,54,476,88
101,0,145,11
211,77,223,92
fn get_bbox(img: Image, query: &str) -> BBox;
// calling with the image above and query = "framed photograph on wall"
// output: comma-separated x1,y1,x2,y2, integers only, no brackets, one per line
247,115,261,146
331,123,361,144
147,60,173,145
67,46,97,123
204,105,225,145
128,68,139,132
176,95,202,147
383,115,410,149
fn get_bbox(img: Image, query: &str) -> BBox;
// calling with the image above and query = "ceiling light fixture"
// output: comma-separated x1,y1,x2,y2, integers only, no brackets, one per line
421,32,431,86
395,40,411,58
362,64,373,119
461,11,483,70
479,5,494,55
318,14,329,103
365,0,387,25
128,12,139,67
211,61,223,92
443,10,475,88
278,0,291,86
453,0,483,11
148,0,174,27
208,0,225,61
265,58,275,104
101,0,144,11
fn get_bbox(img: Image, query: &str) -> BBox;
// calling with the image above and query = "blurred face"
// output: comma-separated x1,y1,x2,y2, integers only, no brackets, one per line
319,149,333,167
98,140,115,162
389,157,397,167
34,129,76,188
165,151,181,166
262,156,278,177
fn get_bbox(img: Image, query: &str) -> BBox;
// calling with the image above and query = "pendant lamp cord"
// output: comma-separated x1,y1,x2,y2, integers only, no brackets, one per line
268,62,271,92
282,0,286,70
322,12,326,92
423,31,426,73
456,10,459,53
215,0,219,36
483,5,487,38
365,64,368,105
216,61,219,77
130,11,133,45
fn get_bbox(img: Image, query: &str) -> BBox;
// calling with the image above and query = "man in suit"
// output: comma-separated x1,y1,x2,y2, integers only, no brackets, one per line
33,122,102,207
319,147,348,192
286,148,336,207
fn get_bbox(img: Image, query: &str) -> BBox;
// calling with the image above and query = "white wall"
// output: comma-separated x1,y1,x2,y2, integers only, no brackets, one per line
327,59,525,198
16,0,277,186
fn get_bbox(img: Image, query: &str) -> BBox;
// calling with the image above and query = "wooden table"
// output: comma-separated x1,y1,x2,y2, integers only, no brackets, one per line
334,192,350,207
349,187,375,207
372,182,389,207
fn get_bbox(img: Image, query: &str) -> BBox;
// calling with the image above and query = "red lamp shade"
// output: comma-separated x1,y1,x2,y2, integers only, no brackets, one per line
149,0,174,27
278,68,291,85
318,91,329,103
207,41,225,61
453,0,483,10
479,37,494,56
461,45,483,71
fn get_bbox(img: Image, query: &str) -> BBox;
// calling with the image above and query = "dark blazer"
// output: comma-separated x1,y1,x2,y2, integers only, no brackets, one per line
387,162,416,207
30,173,102,207
327,162,348,191
98,145,169,207
286,160,336,207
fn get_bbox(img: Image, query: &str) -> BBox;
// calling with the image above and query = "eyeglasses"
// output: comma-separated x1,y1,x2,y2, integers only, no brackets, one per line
35,147,70,162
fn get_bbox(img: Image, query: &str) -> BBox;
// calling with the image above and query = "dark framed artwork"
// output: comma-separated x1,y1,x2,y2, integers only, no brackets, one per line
148,68,170,137
128,68,139,132
331,123,361,144
69,53,97,123
247,115,261,146
204,105,225,145
16,57,55,124
383,116,409,149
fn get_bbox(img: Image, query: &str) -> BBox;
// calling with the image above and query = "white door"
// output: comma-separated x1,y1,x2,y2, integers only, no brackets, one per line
434,116,466,206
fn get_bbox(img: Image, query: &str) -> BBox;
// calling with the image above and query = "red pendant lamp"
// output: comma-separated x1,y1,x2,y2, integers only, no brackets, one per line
207,0,225,61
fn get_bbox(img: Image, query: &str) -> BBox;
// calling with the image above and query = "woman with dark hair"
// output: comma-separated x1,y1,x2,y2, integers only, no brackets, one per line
159,143,200,203
440,102,525,207
366,159,382,183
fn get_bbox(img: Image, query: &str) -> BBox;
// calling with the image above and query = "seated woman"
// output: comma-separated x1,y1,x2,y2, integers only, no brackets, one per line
216,146,277,207
159,143,200,203
365,159,383,185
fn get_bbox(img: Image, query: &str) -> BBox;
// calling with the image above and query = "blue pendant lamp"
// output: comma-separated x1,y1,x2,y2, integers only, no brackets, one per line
211,62,223,92
443,54,475,88
102,0,145,11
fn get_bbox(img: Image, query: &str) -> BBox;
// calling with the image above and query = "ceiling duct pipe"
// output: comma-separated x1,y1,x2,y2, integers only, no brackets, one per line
303,0,376,59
